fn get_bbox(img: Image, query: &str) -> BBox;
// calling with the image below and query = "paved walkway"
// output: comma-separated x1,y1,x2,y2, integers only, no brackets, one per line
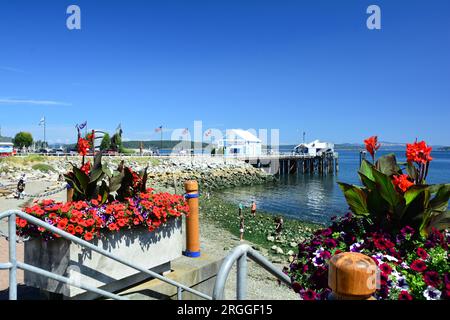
0,181,66,293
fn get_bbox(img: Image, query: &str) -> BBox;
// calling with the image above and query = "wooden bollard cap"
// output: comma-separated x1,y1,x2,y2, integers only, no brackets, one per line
328,252,377,299
184,180,198,193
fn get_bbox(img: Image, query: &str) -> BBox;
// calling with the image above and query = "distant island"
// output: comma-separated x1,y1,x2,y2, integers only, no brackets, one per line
439,146,450,151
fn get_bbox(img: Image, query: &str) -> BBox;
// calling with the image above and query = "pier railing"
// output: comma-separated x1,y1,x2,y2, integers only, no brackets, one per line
0,209,212,300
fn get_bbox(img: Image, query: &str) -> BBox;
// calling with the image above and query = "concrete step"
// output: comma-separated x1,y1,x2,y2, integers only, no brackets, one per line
118,252,223,300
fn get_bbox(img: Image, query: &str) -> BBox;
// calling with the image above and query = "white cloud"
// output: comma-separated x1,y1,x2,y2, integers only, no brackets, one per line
0,98,71,106
0,66,25,73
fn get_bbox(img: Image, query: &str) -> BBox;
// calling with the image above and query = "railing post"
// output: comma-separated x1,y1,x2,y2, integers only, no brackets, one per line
183,180,201,257
328,252,378,300
236,252,247,300
66,185,73,202
8,212,17,300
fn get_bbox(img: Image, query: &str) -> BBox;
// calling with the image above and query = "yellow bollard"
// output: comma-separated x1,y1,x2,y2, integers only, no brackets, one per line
183,180,201,257
328,252,378,300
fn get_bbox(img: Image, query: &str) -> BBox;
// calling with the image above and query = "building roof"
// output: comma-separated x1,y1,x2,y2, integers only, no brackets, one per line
224,129,261,143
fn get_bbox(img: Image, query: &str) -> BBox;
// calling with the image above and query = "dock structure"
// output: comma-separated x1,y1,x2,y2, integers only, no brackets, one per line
238,153,339,175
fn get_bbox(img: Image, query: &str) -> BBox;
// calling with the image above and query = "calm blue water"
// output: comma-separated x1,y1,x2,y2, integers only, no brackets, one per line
220,150,450,225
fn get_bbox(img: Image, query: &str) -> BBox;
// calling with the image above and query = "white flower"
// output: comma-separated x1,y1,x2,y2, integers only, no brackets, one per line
384,255,398,262
400,262,410,270
423,286,441,300
372,253,383,262
395,276,409,290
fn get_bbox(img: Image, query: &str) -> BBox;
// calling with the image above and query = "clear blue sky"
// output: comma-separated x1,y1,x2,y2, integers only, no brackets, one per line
0,0,449,145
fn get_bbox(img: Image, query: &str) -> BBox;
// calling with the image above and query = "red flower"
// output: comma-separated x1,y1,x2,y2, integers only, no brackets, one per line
292,282,302,293
77,138,90,156
406,140,433,164
80,161,91,175
57,219,68,229
364,136,381,159
66,224,75,235
301,289,317,300
410,259,427,272
379,263,392,275
416,247,428,259
16,218,27,228
74,226,84,234
423,271,441,288
392,174,414,193
84,232,93,241
108,223,119,231
398,290,413,300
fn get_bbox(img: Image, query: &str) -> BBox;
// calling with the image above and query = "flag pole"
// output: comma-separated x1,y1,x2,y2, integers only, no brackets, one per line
43,117,46,148
160,126,163,153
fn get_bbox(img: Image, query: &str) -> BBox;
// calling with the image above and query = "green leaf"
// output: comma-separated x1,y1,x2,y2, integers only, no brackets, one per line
429,184,450,212
338,182,369,216
375,154,401,176
359,172,376,191
404,185,428,207
89,167,104,183
72,167,89,192
427,211,450,233
406,162,419,182
64,174,83,194
109,172,124,193
371,168,405,219
359,160,375,182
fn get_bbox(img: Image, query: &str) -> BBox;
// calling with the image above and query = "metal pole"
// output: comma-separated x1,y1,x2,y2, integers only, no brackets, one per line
236,253,247,300
177,287,183,300
8,212,17,300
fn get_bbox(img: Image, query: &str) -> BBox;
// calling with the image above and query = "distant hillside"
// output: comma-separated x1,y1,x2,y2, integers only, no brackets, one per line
439,146,450,151
0,136,12,143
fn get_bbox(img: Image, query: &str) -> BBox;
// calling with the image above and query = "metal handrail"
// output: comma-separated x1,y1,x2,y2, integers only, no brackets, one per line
0,210,212,300
212,244,292,300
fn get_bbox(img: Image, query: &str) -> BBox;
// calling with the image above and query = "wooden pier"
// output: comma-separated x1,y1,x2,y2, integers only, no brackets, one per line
239,153,339,175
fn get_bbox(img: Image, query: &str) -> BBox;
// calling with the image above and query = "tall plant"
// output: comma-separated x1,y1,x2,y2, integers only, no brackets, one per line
338,136,450,236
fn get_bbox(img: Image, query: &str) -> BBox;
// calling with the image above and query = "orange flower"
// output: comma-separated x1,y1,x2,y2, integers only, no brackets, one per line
80,161,91,175
364,136,381,159
77,138,90,156
84,232,93,241
406,140,433,164
392,174,414,193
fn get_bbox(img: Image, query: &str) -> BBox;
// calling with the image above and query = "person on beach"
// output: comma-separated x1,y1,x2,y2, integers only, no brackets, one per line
239,213,245,241
274,216,284,240
251,201,257,217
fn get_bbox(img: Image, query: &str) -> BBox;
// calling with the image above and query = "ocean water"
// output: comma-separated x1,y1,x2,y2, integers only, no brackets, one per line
220,150,450,225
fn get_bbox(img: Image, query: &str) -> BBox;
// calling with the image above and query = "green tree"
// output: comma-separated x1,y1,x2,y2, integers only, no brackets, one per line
13,132,33,149
110,133,122,152
100,133,111,151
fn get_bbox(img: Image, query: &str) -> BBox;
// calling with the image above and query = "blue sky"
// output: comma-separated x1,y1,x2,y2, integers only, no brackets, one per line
0,0,449,145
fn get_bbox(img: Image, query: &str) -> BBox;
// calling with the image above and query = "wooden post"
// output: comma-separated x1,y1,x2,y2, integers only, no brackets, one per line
183,180,201,257
328,252,377,300
66,187,74,202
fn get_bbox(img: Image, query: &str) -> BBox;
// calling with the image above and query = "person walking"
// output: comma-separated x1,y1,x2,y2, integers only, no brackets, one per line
274,216,284,240
239,213,245,241
251,201,257,217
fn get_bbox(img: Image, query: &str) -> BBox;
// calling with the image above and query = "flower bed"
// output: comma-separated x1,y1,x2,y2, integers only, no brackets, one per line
288,136,449,300
16,188,189,241
288,213,449,300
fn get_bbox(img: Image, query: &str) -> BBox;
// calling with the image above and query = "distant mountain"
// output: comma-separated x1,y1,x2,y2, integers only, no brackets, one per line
439,146,450,151
0,136,12,143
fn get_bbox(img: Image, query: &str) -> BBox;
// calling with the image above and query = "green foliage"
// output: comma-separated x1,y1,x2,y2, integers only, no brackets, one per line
338,156,450,236
64,153,106,202
13,132,33,148
31,163,56,173
110,133,122,152
100,133,111,151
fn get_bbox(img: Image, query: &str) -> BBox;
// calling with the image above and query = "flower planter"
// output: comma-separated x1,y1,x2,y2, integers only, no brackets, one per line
24,217,182,298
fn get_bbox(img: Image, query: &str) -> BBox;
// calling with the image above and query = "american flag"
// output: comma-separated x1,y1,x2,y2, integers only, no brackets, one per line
182,128,189,135
205,129,212,137
155,125,163,133
38,117,45,126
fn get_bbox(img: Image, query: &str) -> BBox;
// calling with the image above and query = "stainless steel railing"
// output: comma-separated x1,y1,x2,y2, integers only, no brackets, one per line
0,209,212,300
212,244,292,300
